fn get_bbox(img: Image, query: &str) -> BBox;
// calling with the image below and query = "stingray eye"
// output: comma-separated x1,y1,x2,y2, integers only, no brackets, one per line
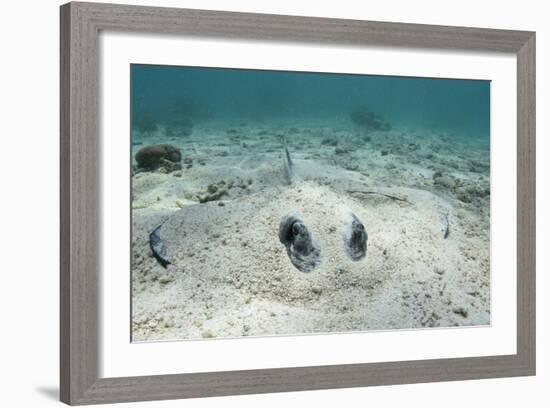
278,214,320,273
345,213,368,261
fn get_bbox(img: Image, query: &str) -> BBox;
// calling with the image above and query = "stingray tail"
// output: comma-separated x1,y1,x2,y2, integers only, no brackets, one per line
282,135,294,185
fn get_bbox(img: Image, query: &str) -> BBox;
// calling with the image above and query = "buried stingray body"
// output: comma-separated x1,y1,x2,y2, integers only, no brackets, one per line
147,138,370,271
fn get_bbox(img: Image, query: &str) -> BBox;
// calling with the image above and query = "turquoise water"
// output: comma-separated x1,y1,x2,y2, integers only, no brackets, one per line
131,64,490,140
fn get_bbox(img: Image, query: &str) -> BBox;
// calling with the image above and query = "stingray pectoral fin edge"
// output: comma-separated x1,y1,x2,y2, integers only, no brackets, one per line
149,225,171,268
278,214,321,273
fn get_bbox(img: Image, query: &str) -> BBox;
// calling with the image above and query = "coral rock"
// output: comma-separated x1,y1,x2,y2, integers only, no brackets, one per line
350,108,392,132
135,144,182,171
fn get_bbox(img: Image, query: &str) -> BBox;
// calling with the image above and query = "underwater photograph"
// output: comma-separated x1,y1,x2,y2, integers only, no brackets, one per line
130,64,491,342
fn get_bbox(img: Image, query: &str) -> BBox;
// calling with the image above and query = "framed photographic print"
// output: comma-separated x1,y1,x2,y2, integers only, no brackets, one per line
60,1,536,405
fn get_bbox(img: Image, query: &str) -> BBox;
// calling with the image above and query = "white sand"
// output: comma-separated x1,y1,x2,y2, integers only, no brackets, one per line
131,123,490,341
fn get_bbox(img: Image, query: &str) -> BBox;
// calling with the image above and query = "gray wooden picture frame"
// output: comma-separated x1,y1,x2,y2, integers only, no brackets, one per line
60,1,536,405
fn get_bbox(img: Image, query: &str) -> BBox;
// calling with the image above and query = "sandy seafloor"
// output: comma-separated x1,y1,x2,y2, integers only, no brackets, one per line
131,121,491,342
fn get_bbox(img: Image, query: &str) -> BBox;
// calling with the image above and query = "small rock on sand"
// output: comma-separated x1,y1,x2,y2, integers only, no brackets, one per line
201,330,214,338
158,274,174,284
452,307,469,318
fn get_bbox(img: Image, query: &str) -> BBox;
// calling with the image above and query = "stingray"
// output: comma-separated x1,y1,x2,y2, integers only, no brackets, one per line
147,139,371,272
142,137,460,276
